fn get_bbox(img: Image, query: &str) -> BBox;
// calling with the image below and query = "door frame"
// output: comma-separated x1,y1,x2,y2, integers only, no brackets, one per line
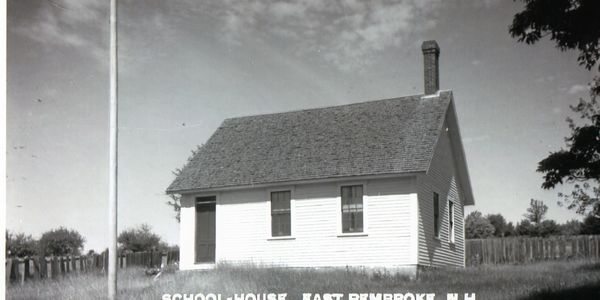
195,196,216,264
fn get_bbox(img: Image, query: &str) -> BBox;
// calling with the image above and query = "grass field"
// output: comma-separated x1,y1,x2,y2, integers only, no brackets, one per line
6,260,600,300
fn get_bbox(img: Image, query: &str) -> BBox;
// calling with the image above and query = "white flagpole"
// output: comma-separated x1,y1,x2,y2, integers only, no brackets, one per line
108,0,118,298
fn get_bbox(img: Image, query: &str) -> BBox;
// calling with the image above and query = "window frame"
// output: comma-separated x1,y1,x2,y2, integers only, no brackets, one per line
337,182,368,237
267,187,295,240
448,199,455,244
433,192,440,239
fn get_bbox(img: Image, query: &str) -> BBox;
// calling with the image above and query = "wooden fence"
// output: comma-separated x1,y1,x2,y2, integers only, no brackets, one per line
5,250,179,285
466,235,600,266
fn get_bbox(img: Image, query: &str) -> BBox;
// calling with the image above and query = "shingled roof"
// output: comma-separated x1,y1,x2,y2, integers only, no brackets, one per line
167,91,458,194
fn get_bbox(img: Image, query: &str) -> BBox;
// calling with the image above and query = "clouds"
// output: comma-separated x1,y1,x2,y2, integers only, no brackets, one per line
567,84,589,95
9,0,445,72
177,0,443,71
9,0,108,65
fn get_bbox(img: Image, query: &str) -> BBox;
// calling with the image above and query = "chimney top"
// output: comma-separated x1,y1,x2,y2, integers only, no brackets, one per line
421,40,440,95
421,40,440,53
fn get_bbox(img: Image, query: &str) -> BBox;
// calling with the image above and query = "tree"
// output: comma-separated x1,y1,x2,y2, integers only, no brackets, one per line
510,0,600,218
538,220,561,237
167,144,203,222
486,214,509,237
559,219,583,235
524,199,548,225
6,232,38,258
516,219,538,236
167,192,182,223
38,227,85,256
118,224,166,253
509,0,600,70
465,211,495,239
538,96,600,216
580,214,600,234
505,222,516,237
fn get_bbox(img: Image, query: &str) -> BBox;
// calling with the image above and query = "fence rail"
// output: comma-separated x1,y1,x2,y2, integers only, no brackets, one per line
466,235,600,266
5,250,179,286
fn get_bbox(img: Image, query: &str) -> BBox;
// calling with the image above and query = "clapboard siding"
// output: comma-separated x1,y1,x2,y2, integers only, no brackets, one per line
179,177,419,269
417,118,465,268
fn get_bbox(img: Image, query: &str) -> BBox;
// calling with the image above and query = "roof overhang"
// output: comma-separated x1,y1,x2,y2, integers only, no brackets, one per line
442,94,475,206
166,171,424,195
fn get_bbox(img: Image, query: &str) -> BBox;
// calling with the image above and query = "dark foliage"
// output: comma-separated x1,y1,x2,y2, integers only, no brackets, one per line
38,227,85,256
538,219,561,237
465,211,495,239
510,1,600,218
538,97,600,216
516,219,538,236
486,214,509,237
509,0,600,70
6,231,38,258
505,221,516,237
118,224,167,253
580,214,600,234
559,219,583,235
524,199,548,225
167,144,203,223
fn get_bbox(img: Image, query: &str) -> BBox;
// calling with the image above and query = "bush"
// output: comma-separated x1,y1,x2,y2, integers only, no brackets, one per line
516,219,538,236
580,215,600,234
538,219,560,237
38,227,85,256
559,219,582,235
465,211,495,239
6,231,38,258
486,214,509,237
118,224,167,253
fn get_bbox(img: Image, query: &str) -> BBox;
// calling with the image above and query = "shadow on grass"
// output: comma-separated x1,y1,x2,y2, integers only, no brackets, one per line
520,282,600,300
577,262,600,272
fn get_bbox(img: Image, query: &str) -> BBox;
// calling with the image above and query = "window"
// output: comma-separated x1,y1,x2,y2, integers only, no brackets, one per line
271,191,291,237
341,185,363,233
448,200,455,243
434,192,440,238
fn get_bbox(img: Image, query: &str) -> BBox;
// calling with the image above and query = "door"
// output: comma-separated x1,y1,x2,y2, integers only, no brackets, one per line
195,196,216,263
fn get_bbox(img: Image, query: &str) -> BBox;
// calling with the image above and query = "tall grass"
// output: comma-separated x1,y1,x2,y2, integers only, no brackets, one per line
7,260,600,300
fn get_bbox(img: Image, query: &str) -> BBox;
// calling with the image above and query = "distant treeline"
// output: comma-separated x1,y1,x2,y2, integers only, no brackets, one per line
466,199,600,239
6,224,177,259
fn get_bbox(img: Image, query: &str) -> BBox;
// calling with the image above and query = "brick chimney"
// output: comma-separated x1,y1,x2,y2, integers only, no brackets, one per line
421,40,440,95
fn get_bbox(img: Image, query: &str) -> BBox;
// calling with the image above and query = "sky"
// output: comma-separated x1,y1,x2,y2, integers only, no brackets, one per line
6,0,596,252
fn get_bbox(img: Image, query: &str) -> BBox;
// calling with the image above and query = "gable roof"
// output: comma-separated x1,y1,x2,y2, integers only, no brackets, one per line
167,91,470,202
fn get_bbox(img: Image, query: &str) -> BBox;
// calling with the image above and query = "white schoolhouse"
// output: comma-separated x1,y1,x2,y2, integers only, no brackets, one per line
167,40,474,275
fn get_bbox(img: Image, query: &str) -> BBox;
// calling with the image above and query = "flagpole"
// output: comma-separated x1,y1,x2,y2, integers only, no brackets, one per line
108,0,118,298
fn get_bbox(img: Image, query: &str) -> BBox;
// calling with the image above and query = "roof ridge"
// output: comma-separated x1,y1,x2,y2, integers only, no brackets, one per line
223,93,428,122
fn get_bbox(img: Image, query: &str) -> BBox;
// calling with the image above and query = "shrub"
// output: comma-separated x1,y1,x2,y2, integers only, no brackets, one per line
465,211,495,239
580,215,600,234
118,224,167,253
38,227,85,256
6,231,38,258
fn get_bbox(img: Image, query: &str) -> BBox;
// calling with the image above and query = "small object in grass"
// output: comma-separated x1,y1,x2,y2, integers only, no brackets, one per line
145,267,160,276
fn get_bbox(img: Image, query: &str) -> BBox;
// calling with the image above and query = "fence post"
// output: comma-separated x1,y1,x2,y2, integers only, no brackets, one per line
28,258,36,279
51,257,57,278
18,258,25,285
74,256,79,273
45,257,51,279
6,258,13,286
68,256,72,273
103,251,108,272
161,253,168,268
